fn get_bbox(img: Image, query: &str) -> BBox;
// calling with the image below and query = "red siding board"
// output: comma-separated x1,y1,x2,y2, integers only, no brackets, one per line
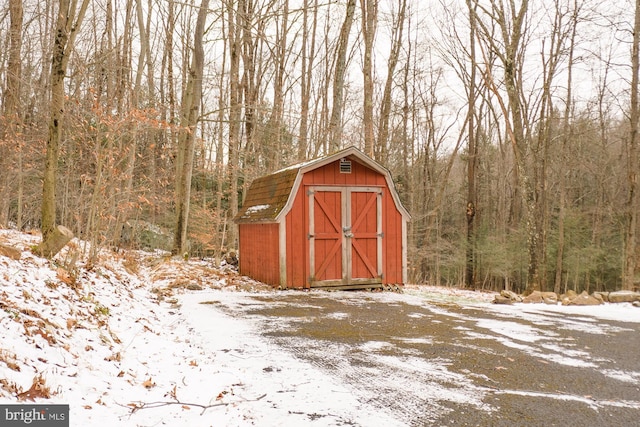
286,188,308,288
238,223,280,286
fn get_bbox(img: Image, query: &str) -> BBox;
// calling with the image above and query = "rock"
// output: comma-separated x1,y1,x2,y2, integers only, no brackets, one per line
121,220,172,251
186,283,203,291
34,225,74,258
500,290,522,302
542,292,558,305
560,290,578,305
493,295,514,305
633,301,640,308
591,292,605,304
565,289,578,299
608,291,640,304
592,291,609,302
0,244,21,260
523,291,557,304
568,290,602,306
523,291,543,304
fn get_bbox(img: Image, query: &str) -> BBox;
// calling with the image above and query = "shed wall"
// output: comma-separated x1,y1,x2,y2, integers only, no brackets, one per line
285,156,405,288
238,223,280,286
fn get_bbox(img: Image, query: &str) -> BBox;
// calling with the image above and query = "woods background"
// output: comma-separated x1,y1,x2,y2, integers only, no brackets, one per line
1,0,639,294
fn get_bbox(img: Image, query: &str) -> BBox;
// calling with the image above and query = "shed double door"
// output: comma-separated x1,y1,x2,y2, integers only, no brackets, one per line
308,186,383,288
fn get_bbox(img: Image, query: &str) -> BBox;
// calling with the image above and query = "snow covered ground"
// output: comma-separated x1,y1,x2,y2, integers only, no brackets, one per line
1,228,639,426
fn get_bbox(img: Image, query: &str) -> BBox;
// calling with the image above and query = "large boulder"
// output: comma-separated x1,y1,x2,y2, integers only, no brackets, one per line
591,292,605,304
500,290,522,302
523,291,558,305
560,290,579,305
493,295,514,305
523,291,543,304
608,291,640,304
568,290,602,306
592,291,609,303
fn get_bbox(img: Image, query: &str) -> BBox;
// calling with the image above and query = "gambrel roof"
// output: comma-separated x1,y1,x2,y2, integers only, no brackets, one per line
234,146,410,224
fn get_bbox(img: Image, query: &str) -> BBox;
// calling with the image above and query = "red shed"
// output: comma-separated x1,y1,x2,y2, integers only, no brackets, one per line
233,146,410,290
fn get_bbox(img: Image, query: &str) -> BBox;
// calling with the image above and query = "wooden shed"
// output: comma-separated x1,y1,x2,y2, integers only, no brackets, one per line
233,146,410,290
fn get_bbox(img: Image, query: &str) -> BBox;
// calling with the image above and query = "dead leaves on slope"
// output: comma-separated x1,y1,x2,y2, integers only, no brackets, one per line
16,375,54,401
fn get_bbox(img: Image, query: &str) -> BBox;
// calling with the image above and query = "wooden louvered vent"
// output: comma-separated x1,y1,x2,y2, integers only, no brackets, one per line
339,158,352,173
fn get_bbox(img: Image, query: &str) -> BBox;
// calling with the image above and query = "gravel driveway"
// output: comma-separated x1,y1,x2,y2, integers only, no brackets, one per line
207,290,640,426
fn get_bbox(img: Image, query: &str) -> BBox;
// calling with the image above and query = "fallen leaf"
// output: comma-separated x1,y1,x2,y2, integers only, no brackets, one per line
181,405,191,410
189,360,198,367
67,318,77,330
142,378,156,389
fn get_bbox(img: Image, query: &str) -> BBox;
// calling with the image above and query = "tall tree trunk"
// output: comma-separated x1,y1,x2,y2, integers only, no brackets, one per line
298,0,318,161
624,0,640,290
465,0,478,289
226,0,243,250
173,0,209,255
42,0,90,244
473,0,536,292
1,0,24,227
328,0,356,152
554,0,578,294
266,0,289,169
376,0,406,164
360,0,377,157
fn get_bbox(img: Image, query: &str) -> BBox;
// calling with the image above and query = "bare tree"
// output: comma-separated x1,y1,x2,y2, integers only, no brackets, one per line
376,0,407,163
553,0,579,294
41,0,90,245
624,0,640,290
472,0,544,292
298,0,319,160
329,0,356,151
465,0,479,289
361,0,378,157
1,0,24,227
173,0,209,255
225,0,243,249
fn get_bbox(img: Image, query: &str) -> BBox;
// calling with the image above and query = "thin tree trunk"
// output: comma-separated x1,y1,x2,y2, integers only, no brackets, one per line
465,0,478,289
329,0,356,152
173,0,209,255
226,0,243,249
1,0,23,227
42,0,90,244
554,0,578,294
624,0,640,290
376,0,406,164
360,0,377,157
298,0,318,161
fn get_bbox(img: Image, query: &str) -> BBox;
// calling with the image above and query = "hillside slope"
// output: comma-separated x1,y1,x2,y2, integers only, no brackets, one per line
0,229,272,425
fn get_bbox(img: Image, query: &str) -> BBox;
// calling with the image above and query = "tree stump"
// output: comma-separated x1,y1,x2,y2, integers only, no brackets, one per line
36,225,74,258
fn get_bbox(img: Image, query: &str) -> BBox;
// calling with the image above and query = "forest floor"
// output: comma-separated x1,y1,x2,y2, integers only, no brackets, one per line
1,228,639,426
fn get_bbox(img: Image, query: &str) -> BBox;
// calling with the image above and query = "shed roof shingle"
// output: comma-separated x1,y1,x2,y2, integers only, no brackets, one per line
233,167,299,223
